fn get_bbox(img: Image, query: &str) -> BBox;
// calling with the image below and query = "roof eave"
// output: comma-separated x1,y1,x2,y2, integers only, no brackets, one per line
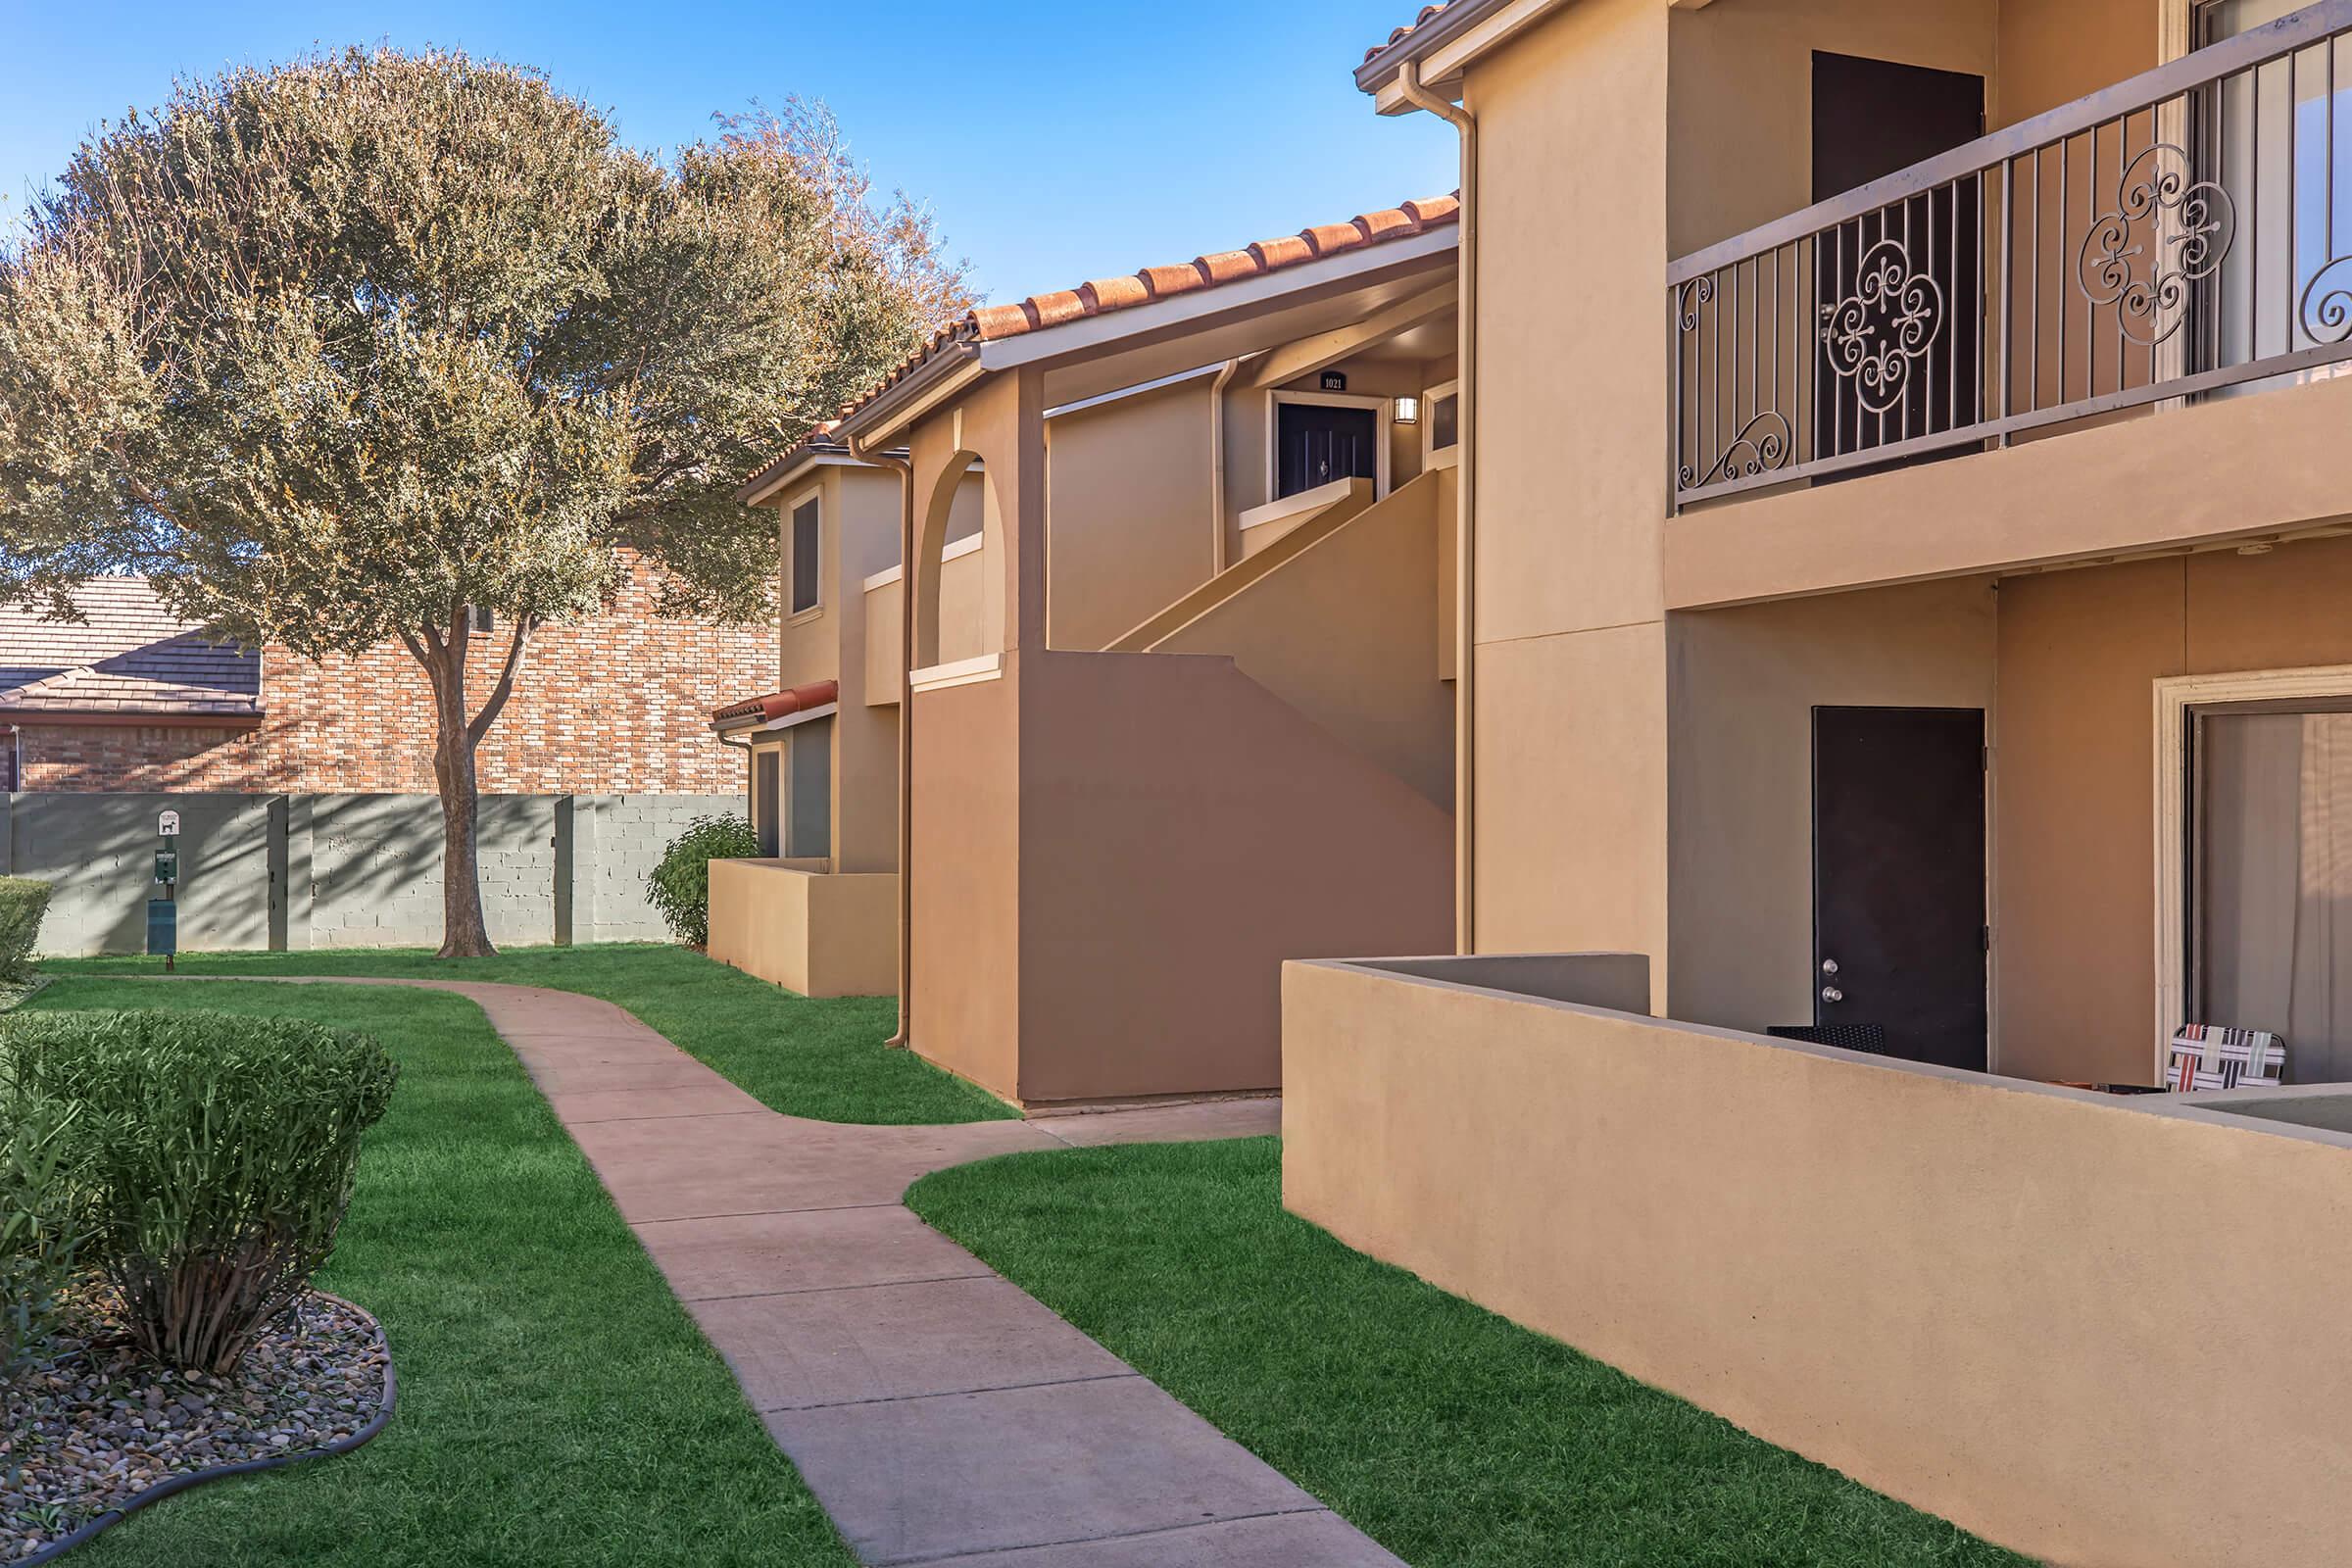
0,708,265,728
1356,0,1584,100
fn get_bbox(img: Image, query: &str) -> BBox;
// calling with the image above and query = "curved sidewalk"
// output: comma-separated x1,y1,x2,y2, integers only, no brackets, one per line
220,976,1403,1568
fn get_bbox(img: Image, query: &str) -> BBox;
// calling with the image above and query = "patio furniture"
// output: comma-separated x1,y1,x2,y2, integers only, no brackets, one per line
1766,1023,1888,1055
2167,1025,2286,1092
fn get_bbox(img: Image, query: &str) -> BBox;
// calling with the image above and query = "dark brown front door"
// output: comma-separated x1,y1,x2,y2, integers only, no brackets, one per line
1275,401,1378,499
1811,52,1986,466
1813,707,1988,1071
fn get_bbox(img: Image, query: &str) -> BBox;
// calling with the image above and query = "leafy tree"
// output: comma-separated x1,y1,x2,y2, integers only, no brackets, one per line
0,53,966,955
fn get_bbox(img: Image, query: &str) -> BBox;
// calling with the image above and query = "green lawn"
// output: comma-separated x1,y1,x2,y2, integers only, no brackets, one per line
44,944,1014,1124
25,978,857,1568
906,1139,2034,1568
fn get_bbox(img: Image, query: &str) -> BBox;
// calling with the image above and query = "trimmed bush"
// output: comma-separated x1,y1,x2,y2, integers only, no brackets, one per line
0,876,52,982
647,813,760,947
0,1073,84,1377
8,1009,397,1373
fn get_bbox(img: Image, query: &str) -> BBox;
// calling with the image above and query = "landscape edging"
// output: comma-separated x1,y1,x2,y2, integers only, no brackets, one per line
17,1291,397,1567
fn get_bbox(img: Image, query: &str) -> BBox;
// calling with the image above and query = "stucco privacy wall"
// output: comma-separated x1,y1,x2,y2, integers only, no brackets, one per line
3,792,736,954
1010,649,1452,1104
706,858,896,998
1283,956,2352,1568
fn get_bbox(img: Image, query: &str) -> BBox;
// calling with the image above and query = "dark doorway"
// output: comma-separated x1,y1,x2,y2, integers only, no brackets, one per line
1811,52,1985,466
1812,707,1988,1071
755,749,780,858
1275,400,1378,499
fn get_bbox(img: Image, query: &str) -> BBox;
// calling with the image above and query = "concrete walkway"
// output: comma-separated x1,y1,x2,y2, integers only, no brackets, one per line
212,977,1403,1568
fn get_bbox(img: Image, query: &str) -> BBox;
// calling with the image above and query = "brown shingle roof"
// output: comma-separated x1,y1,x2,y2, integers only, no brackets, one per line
754,194,1460,484
0,579,261,719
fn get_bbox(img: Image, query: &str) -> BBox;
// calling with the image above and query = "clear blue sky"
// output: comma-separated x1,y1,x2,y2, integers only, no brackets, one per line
0,1,1454,304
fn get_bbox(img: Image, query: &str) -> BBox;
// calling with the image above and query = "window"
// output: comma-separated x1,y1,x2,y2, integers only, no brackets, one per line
786,718,832,860
466,605,495,635
1424,379,1461,469
754,748,781,858
2190,701,2352,1084
789,496,821,615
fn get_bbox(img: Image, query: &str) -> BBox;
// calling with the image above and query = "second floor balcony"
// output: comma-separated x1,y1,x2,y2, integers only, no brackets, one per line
1669,0,2352,528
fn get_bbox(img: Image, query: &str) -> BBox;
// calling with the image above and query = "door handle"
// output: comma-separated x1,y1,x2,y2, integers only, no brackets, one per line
1820,958,1840,975
1821,986,1844,1004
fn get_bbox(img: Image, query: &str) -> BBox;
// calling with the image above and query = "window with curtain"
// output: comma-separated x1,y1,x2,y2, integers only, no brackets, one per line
790,497,820,615
2195,707,2352,1082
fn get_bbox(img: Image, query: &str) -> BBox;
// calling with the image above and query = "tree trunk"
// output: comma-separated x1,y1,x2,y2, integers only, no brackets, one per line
405,608,534,960
425,643,497,958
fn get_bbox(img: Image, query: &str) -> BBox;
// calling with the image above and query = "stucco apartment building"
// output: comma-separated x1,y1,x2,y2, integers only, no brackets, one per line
1274,4,2352,1566
708,200,1464,1102
0,558,772,794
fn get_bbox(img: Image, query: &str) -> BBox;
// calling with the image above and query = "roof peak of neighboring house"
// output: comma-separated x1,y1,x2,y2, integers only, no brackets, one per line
737,193,1460,503
0,579,262,723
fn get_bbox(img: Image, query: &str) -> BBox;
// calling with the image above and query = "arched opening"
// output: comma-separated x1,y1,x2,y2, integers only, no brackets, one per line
913,452,1008,668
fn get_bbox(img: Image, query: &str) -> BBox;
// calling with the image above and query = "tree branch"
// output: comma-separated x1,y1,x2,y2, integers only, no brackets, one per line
466,612,536,744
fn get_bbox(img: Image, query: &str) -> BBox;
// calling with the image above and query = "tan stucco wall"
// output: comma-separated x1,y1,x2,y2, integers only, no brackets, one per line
1007,649,1452,1104
1666,0,1998,257
1468,0,1673,987
1284,957,2352,1568
1666,577,1997,1034
1992,0,2158,127
906,664,1023,1098
706,858,898,998
1047,381,1216,652
1669,369,2352,610
1155,469,1455,809
1993,536,2352,1085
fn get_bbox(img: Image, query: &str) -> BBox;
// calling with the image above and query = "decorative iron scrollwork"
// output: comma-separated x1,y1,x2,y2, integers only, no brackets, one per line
1679,411,1792,492
1819,239,1944,416
2301,257,2352,346
2077,143,2234,347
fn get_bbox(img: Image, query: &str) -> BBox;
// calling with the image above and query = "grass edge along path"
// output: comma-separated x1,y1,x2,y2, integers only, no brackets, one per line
43,944,1015,1125
907,1138,2036,1568
23,977,857,1568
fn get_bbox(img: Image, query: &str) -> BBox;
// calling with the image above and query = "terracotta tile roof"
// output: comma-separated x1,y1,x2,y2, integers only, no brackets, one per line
1366,2,1464,63
0,579,262,720
712,679,838,730
761,194,1460,477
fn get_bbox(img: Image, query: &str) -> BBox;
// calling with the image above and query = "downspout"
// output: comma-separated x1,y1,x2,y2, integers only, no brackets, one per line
1208,358,1243,574
1396,59,1479,956
851,433,917,1048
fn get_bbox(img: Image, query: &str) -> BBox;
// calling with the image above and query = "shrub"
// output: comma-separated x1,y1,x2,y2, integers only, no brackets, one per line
0,1068,85,1377
8,1009,398,1373
647,813,760,947
0,877,52,982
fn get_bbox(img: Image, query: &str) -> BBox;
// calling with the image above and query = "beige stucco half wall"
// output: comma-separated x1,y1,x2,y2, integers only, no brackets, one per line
706,858,897,999
1284,956,2352,1568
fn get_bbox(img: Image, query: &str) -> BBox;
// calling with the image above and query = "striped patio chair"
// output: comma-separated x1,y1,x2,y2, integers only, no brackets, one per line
2167,1025,2286,1092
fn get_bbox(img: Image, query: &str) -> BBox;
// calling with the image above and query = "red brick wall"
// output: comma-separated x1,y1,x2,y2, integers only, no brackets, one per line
13,552,775,795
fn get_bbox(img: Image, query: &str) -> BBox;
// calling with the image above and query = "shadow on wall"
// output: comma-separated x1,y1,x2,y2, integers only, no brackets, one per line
7,792,276,955
8,790,748,955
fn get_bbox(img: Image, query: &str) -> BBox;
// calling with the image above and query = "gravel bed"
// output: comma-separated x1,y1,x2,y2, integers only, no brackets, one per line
2,1289,390,1561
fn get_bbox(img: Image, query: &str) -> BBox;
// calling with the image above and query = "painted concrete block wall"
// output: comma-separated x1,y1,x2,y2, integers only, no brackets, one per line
1,792,274,956
5,791,739,955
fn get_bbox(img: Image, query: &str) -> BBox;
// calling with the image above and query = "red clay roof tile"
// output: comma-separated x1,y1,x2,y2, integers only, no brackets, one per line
1368,2,1458,63
746,194,1458,486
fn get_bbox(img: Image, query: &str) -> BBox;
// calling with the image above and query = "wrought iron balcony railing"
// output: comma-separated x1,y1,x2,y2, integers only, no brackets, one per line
1670,0,2352,510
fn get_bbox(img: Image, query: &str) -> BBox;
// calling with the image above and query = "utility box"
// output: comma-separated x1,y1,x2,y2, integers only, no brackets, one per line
146,898,177,956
